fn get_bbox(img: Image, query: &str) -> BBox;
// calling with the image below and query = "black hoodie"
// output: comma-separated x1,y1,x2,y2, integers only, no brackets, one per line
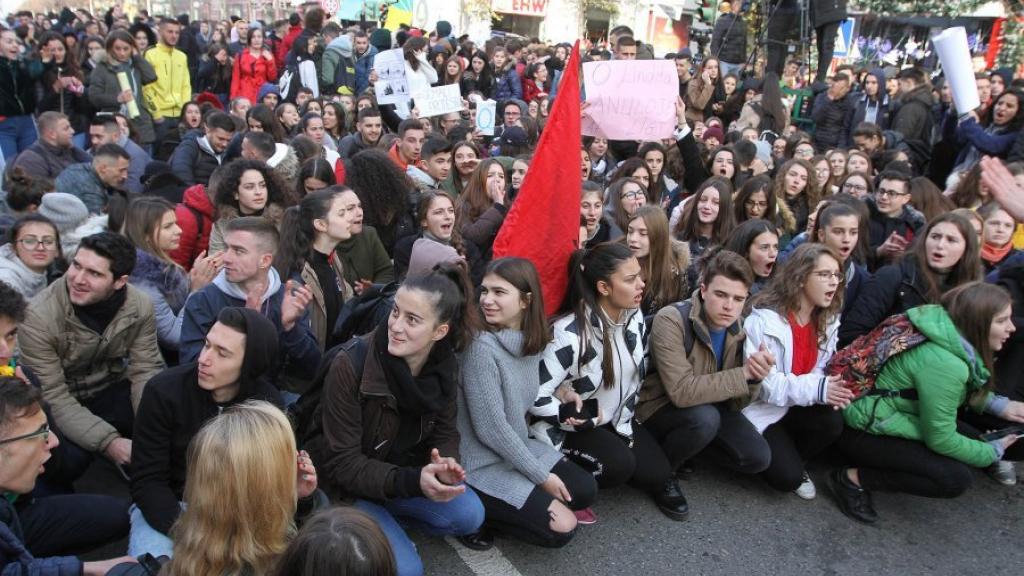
129,308,283,535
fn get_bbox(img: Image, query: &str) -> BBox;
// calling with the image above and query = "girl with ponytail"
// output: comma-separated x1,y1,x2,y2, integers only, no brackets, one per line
273,186,355,351
529,242,688,524
310,262,485,576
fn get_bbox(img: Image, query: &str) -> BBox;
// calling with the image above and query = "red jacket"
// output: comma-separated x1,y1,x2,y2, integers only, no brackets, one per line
276,25,303,69
523,80,545,104
231,50,277,104
169,184,216,270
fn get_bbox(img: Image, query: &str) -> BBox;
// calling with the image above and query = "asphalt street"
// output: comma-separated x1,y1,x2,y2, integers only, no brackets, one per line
80,457,1024,575
411,461,1024,576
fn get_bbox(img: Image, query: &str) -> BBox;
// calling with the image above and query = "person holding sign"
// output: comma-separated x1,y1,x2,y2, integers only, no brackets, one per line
402,38,438,107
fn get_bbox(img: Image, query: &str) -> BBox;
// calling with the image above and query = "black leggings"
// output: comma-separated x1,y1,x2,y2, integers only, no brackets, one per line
761,405,844,491
643,403,771,475
560,421,672,493
474,459,597,548
837,428,975,498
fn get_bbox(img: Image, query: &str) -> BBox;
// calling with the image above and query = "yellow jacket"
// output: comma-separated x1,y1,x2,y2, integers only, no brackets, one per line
143,44,191,120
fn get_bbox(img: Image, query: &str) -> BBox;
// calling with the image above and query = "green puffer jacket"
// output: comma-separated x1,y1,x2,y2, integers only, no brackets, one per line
843,305,998,468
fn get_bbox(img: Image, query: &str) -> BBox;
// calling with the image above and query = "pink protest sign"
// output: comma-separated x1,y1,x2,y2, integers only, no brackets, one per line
581,60,678,141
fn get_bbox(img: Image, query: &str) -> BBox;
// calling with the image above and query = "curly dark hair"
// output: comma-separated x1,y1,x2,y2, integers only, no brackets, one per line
344,149,410,228
214,159,298,217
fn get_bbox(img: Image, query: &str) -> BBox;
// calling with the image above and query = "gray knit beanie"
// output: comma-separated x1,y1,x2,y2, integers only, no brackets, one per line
36,193,89,232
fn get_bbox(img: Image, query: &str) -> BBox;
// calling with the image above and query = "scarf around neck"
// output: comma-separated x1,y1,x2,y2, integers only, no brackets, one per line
373,324,456,415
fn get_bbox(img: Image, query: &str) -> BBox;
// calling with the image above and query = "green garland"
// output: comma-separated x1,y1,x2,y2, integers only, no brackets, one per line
851,0,989,16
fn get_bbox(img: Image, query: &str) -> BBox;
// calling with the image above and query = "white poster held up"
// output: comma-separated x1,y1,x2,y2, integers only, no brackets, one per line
932,27,980,114
412,84,463,118
373,48,409,105
475,99,497,135
581,59,677,141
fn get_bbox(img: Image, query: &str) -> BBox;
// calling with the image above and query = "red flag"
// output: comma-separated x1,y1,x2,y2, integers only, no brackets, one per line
493,41,581,316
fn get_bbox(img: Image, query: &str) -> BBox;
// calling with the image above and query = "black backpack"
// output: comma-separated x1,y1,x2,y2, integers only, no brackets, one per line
292,335,370,448
332,282,398,345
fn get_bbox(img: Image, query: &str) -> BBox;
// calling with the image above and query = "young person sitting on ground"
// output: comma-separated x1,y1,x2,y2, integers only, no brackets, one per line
129,307,285,557
456,258,598,550
741,243,853,499
19,232,164,473
639,250,775,494
531,242,689,524
831,282,1024,523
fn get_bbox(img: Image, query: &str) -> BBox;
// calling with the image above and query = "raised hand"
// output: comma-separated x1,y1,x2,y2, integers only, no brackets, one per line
281,280,313,332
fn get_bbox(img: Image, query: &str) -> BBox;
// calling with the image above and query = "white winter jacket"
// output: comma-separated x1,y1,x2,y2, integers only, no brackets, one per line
741,307,839,433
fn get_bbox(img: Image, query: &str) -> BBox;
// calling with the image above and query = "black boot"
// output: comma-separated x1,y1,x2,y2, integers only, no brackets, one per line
457,528,494,551
653,478,689,521
827,468,879,524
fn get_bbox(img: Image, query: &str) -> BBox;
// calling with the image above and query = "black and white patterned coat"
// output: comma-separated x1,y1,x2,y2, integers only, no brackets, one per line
529,306,646,449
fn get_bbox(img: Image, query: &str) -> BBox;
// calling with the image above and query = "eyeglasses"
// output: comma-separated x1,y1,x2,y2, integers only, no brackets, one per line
0,423,49,446
875,188,908,198
16,237,57,250
842,183,868,193
745,200,768,209
622,191,645,200
812,270,843,281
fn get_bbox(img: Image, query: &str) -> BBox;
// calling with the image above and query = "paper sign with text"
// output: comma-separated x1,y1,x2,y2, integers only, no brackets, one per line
412,84,463,118
373,48,409,105
476,100,497,135
581,60,678,141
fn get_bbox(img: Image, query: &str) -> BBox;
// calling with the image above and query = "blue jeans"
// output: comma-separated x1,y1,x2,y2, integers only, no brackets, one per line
128,503,177,558
0,115,37,160
355,488,484,576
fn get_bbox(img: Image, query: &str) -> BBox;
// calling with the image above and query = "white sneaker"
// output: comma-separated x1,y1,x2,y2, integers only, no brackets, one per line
794,471,817,500
987,460,1018,486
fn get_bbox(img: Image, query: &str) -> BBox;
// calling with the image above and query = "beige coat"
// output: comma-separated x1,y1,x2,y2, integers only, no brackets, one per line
299,257,354,351
638,290,757,421
20,276,164,452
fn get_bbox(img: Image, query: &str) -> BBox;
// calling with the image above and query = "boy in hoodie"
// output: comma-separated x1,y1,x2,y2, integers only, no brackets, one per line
321,23,356,97
179,217,320,381
128,307,284,557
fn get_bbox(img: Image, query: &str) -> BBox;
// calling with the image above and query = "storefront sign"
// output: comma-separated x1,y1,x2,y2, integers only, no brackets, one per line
492,0,548,17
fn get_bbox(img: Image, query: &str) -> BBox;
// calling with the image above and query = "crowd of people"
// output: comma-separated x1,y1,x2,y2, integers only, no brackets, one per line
1,3,1024,576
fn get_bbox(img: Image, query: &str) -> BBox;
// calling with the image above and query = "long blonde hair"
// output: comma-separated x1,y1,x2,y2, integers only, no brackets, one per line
164,401,298,576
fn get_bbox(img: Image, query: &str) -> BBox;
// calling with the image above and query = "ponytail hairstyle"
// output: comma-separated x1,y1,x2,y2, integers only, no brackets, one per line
272,186,350,279
561,242,637,389
483,257,550,356
941,281,1012,383
401,261,481,352
750,243,845,344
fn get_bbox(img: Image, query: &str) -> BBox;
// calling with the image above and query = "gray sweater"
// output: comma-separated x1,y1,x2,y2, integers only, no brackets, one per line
457,329,563,509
